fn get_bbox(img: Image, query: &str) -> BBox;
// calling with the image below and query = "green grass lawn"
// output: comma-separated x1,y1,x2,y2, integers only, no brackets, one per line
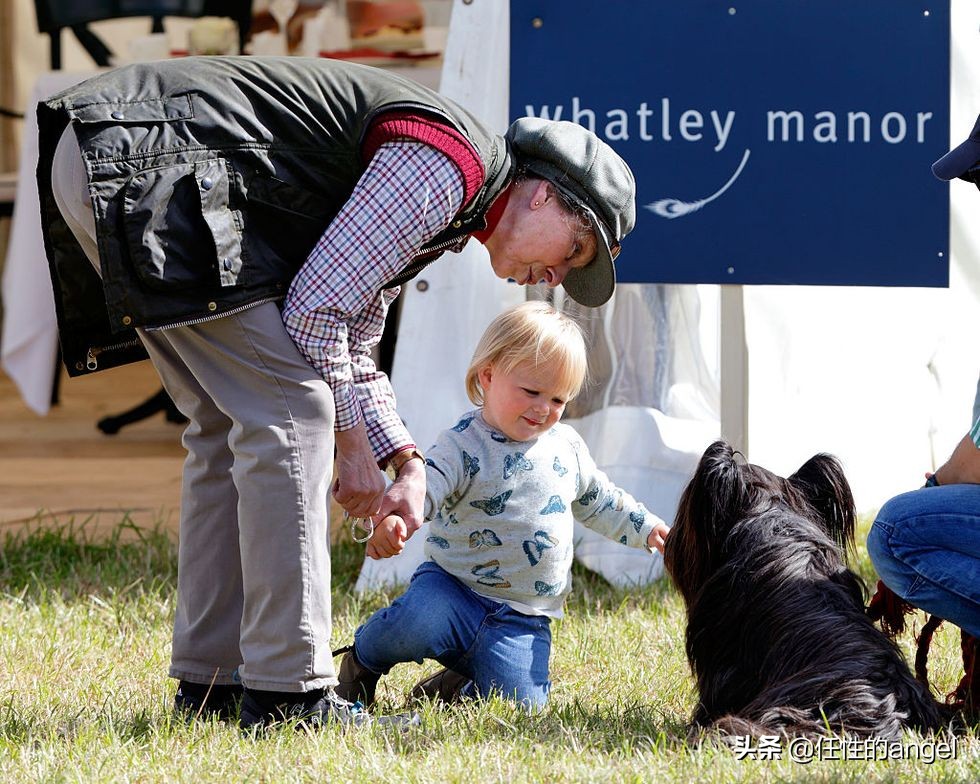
0,516,976,783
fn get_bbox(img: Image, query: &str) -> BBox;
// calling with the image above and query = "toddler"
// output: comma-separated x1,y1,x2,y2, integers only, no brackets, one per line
335,301,670,709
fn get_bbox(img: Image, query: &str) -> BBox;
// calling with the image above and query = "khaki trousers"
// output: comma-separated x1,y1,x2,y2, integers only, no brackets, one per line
52,126,337,692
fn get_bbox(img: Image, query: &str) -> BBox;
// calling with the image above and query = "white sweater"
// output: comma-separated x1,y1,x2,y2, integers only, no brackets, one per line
422,410,660,617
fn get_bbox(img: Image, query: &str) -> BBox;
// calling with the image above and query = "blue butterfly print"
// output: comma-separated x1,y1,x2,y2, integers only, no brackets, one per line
462,450,481,478
469,529,503,549
534,581,560,596
503,452,533,479
629,509,646,533
469,489,512,517
447,513,459,526
426,535,450,550
540,495,566,515
489,431,509,443
472,560,511,588
601,490,624,513
523,530,559,566
451,415,475,433
576,485,599,506
552,457,568,477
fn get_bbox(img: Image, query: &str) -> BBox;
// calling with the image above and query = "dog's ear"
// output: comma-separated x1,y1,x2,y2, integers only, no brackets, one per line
688,440,748,536
667,440,747,602
789,453,856,553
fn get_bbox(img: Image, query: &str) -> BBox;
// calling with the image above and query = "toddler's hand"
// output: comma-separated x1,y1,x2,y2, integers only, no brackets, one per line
647,522,670,555
366,514,408,560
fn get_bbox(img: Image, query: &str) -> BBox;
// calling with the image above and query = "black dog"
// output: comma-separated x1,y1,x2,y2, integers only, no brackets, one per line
664,440,949,739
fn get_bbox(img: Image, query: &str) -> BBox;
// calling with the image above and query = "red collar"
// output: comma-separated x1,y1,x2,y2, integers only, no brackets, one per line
470,184,513,244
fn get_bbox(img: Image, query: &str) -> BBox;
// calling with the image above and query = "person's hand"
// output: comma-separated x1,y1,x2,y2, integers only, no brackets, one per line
647,522,670,555
377,455,426,536
366,514,408,559
333,422,386,518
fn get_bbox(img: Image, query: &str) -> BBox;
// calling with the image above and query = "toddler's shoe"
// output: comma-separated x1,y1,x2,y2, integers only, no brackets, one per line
334,644,381,707
409,667,472,705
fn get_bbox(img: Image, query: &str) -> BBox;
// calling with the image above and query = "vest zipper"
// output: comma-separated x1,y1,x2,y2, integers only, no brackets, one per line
154,296,280,331
85,297,280,370
86,339,142,371
414,235,467,259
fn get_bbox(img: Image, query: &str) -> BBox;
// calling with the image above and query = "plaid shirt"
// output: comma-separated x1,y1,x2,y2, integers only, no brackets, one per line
282,141,465,463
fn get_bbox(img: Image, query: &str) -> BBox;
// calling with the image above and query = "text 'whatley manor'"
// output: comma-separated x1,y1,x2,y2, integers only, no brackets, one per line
525,97,936,152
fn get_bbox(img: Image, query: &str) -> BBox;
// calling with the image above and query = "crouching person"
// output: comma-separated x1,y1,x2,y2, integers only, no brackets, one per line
336,302,670,710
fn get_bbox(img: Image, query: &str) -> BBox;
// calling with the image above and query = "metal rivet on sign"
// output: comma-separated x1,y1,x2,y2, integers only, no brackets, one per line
532,17,543,28
207,301,218,311
416,280,429,292
727,266,735,275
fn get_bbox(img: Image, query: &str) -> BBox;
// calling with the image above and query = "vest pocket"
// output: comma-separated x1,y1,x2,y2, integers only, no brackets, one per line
122,157,243,292
239,173,335,275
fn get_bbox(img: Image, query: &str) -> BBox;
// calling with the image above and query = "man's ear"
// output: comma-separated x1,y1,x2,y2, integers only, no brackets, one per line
529,179,551,209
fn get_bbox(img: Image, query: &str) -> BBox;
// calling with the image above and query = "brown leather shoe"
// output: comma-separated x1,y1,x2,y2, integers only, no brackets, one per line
333,645,381,708
409,667,471,704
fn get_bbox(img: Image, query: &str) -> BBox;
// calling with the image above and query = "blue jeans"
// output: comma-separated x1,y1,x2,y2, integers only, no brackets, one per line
867,484,980,637
353,561,552,709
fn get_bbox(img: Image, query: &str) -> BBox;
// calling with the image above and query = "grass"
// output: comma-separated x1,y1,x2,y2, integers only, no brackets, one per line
0,515,976,783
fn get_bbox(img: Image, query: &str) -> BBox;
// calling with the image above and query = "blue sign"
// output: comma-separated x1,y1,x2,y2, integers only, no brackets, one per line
510,1,950,287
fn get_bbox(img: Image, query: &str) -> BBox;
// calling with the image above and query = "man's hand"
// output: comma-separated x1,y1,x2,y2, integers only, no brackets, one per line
333,422,386,518
377,455,426,536
366,514,408,559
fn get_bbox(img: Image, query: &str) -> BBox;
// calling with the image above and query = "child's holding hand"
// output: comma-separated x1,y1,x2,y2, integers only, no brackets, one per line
366,514,408,560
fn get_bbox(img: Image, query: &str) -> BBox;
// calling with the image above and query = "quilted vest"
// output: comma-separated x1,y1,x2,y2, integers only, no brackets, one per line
36,56,512,375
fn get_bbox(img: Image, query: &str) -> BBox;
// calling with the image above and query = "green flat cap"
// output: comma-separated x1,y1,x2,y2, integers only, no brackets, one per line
506,117,636,307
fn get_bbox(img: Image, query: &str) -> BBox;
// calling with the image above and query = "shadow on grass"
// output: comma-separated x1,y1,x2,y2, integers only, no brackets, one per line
379,696,692,758
0,697,163,745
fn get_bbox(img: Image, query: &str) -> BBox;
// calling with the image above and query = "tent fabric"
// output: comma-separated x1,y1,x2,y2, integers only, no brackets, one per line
354,0,980,591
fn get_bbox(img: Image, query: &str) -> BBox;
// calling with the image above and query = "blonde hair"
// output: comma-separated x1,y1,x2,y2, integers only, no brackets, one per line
465,301,588,406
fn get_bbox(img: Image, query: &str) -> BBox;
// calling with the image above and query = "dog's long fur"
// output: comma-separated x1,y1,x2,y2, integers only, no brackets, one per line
664,440,949,739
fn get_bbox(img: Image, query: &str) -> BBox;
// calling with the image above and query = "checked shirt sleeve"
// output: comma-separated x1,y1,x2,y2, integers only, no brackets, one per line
281,141,465,461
